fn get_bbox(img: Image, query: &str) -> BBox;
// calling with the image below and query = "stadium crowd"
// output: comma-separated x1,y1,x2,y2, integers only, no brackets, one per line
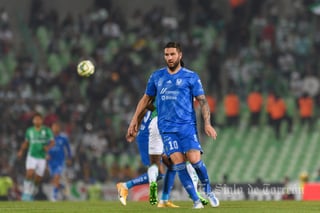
1,0,320,200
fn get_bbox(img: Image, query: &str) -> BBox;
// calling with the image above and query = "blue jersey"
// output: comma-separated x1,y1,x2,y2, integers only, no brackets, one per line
136,110,152,139
145,67,205,132
48,133,71,166
136,110,152,166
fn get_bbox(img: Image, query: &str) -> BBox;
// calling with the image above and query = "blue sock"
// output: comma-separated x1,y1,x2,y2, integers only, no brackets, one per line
161,168,176,201
173,162,199,202
125,173,149,189
192,160,212,194
53,187,59,200
157,173,165,181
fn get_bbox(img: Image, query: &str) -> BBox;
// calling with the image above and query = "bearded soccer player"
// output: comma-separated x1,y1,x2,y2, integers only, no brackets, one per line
18,113,55,201
127,42,219,209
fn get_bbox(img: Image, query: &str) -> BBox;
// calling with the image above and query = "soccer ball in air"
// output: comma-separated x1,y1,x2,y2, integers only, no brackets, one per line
77,60,95,77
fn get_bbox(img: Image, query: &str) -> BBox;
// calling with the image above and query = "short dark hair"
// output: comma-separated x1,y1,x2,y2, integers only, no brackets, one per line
164,42,184,67
33,112,43,118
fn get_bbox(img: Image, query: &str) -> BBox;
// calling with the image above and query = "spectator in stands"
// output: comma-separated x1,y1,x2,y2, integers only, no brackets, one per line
299,172,309,190
102,17,121,39
224,88,240,127
269,94,292,139
298,92,313,130
207,44,222,96
302,70,320,98
247,87,263,127
266,89,276,126
0,171,13,201
290,72,303,103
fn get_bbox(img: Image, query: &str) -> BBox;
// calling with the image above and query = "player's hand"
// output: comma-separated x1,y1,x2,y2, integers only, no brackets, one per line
126,131,137,143
204,124,217,140
127,119,139,142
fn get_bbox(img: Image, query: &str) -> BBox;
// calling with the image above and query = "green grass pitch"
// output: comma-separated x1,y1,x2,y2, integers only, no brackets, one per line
0,201,320,213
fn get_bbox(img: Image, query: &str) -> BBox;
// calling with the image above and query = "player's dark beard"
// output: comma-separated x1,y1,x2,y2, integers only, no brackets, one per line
167,60,180,71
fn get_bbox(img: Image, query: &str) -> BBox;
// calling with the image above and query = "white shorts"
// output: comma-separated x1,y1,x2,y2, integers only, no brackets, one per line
148,117,163,155
26,155,46,177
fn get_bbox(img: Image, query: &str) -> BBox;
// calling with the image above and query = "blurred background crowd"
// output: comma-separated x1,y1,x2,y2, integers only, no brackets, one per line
1,0,320,200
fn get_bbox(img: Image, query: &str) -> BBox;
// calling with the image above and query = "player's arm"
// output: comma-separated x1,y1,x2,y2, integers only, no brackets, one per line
195,94,217,140
127,94,154,141
17,140,29,159
126,108,149,143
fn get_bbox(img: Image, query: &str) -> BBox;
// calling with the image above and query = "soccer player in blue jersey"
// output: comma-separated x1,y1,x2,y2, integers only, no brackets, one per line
47,122,72,201
127,42,219,208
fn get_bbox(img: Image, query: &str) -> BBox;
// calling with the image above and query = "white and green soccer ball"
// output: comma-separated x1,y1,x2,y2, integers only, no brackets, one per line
77,60,95,77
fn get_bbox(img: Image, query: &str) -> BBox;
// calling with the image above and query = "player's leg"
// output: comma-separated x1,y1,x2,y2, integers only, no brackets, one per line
22,156,37,201
147,117,164,205
162,133,202,209
49,164,64,202
187,150,219,207
157,155,179,208
117,133,150,206
22,169,36,201
148,154,164,205
116,172,149,206
186,161,208,205
180,127,219,208
32,158,47,199
51,174,61,201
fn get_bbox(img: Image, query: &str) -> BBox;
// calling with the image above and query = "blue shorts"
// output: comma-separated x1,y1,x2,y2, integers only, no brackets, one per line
136,135,150,166
48,163,65,176
161,125,203,156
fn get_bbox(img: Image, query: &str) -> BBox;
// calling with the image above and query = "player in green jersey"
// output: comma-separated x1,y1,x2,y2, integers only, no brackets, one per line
17,113,55,201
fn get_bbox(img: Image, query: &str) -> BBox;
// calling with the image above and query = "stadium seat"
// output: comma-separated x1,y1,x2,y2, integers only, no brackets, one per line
47,53,63,76
36,26,51,50
202,105,320,183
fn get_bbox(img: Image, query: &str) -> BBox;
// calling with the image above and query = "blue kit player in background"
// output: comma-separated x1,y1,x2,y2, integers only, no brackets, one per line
127,42,219,209
117,109,155,205
136,110,152,167
48,122,72,201
117,108,169,206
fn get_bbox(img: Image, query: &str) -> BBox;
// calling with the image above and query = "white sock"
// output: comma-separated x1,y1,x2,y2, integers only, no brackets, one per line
23,179,34,195
186,162,199,192
148,164,158,183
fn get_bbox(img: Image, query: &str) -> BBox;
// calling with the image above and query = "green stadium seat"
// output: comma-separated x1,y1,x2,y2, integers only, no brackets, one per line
36,26,51,50
47,53,63,76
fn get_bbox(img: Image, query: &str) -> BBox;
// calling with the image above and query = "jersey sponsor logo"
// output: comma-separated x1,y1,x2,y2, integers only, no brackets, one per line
160,88,168,94
160,88,179,101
